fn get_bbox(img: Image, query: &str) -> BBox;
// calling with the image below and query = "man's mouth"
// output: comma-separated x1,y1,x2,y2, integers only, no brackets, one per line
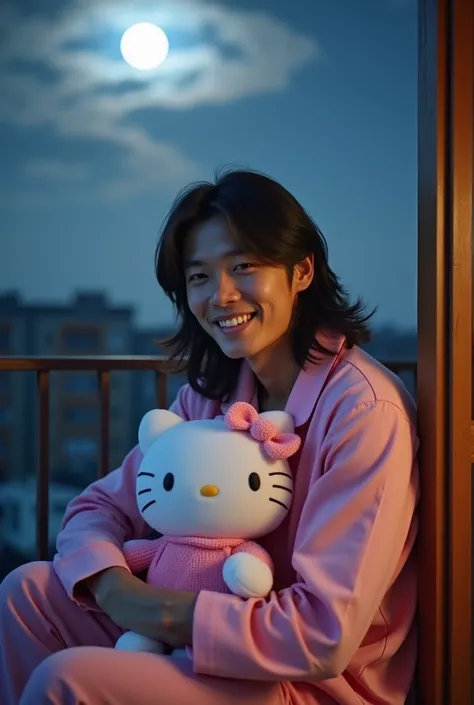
213,312,257,329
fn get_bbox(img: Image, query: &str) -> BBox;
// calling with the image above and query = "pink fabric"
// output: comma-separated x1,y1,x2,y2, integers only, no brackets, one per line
123,536,274,593
0,337,419,704
225,401,301,459
0,562,288,705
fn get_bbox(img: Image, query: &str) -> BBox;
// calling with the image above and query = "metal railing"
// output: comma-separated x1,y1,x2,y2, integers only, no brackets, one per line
0,356,417,559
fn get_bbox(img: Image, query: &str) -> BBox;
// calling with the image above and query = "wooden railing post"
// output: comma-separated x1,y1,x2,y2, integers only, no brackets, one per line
155,371,168,409
37,370,50,560
98,370,111,478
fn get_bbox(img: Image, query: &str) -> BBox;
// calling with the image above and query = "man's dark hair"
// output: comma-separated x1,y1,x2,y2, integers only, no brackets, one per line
155,168,374,401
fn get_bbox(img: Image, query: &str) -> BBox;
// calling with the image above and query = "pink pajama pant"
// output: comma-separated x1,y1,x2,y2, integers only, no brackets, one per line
0,562,292,705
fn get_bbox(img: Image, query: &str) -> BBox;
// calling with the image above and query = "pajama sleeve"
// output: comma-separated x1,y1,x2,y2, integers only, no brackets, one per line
192,400,419,681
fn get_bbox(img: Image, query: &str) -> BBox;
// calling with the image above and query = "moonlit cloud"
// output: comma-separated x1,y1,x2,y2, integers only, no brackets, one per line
0,0,318,201
24,159,89,182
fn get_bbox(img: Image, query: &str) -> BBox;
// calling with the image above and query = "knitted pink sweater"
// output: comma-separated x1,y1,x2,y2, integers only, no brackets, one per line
123,535,274,593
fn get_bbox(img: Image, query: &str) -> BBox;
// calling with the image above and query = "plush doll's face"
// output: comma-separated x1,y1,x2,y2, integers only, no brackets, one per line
136,409,296,538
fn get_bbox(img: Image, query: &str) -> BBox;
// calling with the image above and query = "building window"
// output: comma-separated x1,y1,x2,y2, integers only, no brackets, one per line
62,436,98,472
50,498,65,513
63,404,98,425
62,436,97,457
0,434,10,462
110,406,121,420
2,502,21,532
107,331,125,352
60,325,102,353
0,402,13,424
0,373,11,396
64,373,96,395
0,326,11,354
142,375,155,402
0,461,8,481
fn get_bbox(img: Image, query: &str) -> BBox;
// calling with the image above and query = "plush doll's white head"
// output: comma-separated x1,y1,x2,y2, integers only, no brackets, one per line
136,401,301,539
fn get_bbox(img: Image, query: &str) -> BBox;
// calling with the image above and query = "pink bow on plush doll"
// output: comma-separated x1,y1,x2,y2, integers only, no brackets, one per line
225,401,302,459
115,401,301,658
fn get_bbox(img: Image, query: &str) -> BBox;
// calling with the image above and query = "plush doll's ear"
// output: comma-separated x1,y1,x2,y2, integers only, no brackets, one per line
258,410,296,435
138,409,184,455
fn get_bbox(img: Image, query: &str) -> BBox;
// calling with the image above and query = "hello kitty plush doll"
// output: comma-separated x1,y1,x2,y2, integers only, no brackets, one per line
114,400,301,656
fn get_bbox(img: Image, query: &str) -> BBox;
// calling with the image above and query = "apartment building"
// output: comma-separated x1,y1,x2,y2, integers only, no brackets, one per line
0,295,29,484
0,292,134,486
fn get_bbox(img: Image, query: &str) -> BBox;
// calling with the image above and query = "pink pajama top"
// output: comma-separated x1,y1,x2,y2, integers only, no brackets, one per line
53,338,419,704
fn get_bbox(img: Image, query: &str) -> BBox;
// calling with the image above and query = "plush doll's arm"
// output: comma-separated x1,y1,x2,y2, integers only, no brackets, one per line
122,538,160,574
223,541,275,599
233,541,275,571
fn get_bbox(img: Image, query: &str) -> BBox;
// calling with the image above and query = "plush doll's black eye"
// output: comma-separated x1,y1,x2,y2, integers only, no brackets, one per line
248,472,261,491
163,473,174,491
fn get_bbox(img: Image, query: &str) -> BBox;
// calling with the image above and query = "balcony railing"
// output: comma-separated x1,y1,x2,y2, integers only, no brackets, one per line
0,355,417,560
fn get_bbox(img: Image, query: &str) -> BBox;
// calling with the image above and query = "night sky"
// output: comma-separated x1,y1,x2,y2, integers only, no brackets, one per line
0,0,417,330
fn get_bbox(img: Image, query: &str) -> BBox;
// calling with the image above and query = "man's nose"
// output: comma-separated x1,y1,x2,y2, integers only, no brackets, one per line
210,271,240,306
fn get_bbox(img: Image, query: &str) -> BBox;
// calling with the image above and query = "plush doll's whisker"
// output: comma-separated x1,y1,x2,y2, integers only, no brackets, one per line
138,471,155,478
138,488,152,495
272,484,292,494
269,498,289,510
141,500,157,512
268,471,292,480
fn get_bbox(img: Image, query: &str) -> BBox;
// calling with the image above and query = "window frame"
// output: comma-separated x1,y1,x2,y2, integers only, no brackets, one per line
417,0,473,702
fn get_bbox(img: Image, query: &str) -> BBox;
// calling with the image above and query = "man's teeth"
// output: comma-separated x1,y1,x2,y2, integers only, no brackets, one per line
218,313,254,328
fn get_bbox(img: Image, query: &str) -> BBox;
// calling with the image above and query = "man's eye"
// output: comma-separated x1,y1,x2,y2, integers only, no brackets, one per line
235,263,255,271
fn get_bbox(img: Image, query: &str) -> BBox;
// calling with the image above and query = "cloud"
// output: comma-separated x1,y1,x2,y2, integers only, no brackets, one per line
0,0,318,202
24,158,89,182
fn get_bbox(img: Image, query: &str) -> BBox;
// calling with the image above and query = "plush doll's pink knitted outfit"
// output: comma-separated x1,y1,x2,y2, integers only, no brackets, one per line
123,535,274,593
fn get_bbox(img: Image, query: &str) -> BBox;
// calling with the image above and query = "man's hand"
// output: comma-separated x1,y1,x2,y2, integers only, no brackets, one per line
83,567,197,648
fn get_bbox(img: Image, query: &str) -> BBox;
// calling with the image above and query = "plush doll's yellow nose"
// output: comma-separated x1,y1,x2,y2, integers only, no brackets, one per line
200,484,219,497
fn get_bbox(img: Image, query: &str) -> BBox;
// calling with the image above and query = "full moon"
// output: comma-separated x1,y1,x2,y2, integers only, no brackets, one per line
120,23,169,71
